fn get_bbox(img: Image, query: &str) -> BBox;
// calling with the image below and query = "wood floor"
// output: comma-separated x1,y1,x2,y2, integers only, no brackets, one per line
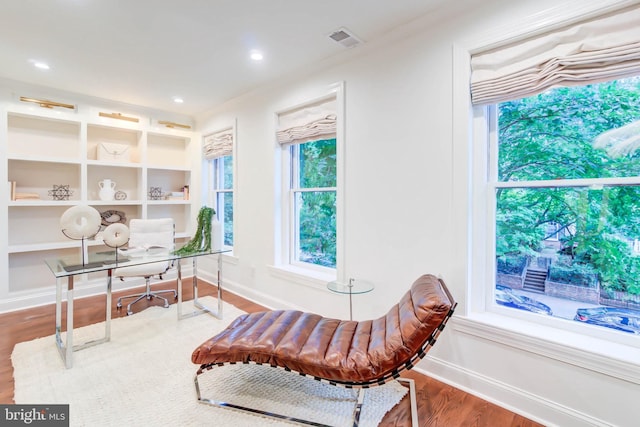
1,279,543,427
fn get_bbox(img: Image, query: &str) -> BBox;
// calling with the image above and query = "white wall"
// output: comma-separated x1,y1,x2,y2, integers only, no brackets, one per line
197,0,639,425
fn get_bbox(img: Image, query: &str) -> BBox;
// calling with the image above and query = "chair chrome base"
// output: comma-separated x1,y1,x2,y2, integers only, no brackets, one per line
116,278,177,315
193,366,418,427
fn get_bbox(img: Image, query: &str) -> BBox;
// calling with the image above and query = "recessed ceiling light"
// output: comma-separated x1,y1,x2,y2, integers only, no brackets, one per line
250,50,264,61
30,60,50,70
173,97,184,104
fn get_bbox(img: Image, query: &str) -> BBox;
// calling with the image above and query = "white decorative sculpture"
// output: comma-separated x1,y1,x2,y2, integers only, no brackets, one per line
60,205,102,265
103,223,130,264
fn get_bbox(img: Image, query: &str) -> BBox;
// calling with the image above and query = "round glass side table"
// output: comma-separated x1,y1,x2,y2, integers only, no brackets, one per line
327,278,374,320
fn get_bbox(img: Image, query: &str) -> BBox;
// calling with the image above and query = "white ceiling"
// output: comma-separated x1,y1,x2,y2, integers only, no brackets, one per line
0,0,451,116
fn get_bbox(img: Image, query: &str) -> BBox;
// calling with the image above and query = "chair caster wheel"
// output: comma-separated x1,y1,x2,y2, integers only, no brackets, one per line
116,303,122,310
163,303,169,308
127,311,133,316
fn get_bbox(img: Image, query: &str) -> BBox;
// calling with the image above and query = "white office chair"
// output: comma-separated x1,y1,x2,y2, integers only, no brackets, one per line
114,218,176,315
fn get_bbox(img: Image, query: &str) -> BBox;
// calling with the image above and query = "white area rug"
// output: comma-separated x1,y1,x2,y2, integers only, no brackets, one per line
12,297,407,426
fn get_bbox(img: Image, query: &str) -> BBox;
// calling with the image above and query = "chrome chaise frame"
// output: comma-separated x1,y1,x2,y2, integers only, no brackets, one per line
193,296,457,427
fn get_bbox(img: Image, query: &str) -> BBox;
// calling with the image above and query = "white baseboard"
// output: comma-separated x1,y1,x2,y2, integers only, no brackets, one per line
0,268,190,314
197,271,293,311
415,356,613,427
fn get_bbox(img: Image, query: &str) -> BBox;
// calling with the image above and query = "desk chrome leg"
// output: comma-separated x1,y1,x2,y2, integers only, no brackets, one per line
177,259,183,318
105,269,112,341
193,257,199,302
55,275,74,369
178,254,223,320
55,270,113,369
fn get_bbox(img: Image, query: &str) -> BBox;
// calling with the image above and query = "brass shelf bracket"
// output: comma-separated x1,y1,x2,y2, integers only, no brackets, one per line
99,112,139,123
20,96,76,110
158,120,192,129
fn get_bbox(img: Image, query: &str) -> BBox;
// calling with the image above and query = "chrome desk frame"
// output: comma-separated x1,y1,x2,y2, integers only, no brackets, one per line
176,256,224,320
46,249,229,368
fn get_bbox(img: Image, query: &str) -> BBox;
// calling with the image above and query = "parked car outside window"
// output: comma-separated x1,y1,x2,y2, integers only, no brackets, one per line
574,307,640,334
496,285,553,315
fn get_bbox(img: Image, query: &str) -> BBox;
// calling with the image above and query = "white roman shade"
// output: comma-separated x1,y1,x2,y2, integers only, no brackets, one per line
470,6,640,105
276,97,337,145
203,128,233,160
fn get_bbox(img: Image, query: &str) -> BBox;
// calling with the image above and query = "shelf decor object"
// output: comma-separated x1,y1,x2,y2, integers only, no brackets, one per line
148,187,164,200
175,206,215,255
97,143,130,162
60,205,101,266
100,210,126,227
19,96,75,110
98,179,117,201
102,222,130,264
48,184,73,201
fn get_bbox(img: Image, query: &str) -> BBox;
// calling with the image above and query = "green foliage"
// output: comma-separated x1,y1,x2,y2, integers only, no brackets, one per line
496,255,527,275
548,262,598,288
174,206,215,255
497,77,640,294
297,139,337,268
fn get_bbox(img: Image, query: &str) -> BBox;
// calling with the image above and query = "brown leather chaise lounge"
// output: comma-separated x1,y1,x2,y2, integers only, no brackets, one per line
192,273,456,426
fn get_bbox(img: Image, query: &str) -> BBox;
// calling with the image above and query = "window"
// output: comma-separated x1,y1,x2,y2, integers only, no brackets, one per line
212,155,234,246
463,6,640,347
491,76,640,335
203,128,234,248
290,138,336,268
276,88,342,275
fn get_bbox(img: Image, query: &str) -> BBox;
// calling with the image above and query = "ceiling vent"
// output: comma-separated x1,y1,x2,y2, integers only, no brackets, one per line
329,27,362,48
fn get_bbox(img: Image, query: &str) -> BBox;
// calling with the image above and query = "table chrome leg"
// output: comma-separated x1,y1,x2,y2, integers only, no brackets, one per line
179,254,223,320
105,268,112,341
217,255,223,318
193,257,199,302
65,275,74,369
177,259,183,318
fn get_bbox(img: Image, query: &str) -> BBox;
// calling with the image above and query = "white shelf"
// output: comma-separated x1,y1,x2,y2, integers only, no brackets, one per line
147,200,191,205
9,200,78,207
3,101,195,301
8,155,81,164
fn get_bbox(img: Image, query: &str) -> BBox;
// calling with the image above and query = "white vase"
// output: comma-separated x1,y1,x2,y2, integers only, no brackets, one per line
98,179,116,201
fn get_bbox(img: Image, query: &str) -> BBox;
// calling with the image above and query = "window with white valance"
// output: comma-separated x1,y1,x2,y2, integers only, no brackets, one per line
276,97,337,145
204,127,235,248
470,5,640,105
203,128,233,160
275,87,343,276
466,3,640,350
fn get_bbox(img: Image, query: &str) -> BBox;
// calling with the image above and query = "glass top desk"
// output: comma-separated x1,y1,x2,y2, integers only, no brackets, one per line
45,248,230,368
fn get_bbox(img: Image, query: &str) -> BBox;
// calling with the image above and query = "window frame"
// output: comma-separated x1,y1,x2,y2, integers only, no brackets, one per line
486,102,640,344
210,154,234,248
275,82,345,285
451,0,640,385
204,125,236,251
288,141,338,272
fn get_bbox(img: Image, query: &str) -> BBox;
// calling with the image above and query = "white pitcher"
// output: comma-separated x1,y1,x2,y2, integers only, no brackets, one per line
98,179,116,201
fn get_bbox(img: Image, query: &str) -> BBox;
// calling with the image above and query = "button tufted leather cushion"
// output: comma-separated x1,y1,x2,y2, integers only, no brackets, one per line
192,274,454,384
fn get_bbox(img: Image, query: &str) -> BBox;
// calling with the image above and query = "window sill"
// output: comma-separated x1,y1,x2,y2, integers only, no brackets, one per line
453,312,640,384
267,264,335,291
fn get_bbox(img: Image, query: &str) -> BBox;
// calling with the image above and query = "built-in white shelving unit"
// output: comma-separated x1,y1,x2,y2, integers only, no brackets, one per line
1,95,198,311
